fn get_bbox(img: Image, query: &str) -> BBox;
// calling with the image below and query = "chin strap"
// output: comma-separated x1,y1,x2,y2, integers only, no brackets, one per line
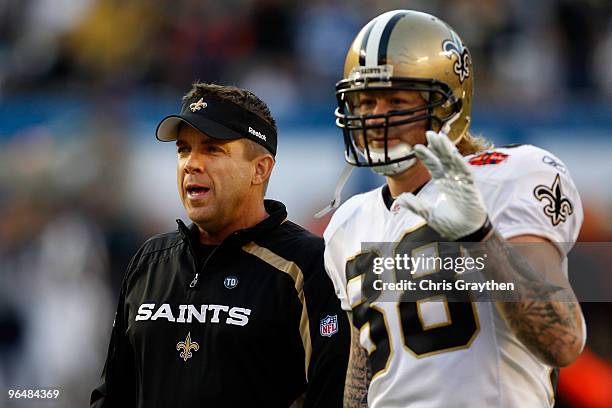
314,164,354,219
442,111,465,144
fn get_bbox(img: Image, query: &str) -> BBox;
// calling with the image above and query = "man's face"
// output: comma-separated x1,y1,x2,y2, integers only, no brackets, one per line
354,90,428,150
176,125,253,231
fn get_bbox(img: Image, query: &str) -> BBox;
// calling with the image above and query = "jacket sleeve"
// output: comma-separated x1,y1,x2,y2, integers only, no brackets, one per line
91,251,141,407
302,241,350,408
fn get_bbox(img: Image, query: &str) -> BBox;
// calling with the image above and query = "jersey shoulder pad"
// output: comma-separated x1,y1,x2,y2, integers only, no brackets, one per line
471,144,582,251
467,144,570,182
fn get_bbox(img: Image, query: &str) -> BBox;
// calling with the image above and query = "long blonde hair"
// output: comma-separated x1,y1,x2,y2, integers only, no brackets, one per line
457,131,492,156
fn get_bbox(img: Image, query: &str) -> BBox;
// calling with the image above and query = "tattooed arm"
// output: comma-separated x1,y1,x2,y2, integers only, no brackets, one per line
393,132,584,367
471,232,584,367
344,315,371,408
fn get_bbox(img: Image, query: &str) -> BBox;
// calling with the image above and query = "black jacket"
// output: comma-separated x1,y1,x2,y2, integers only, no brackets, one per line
91,200,349,408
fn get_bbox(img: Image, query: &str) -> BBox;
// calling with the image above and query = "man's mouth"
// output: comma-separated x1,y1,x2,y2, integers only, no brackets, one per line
185,184,211,200
370,137,400,145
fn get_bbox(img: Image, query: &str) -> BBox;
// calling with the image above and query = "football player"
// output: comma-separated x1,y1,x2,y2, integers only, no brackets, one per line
323,10,586,408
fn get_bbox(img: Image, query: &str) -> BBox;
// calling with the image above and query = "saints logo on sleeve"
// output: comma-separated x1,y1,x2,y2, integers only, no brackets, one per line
533,174,574,226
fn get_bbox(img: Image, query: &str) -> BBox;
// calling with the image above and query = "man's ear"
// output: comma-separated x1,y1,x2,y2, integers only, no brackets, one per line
252,155,274,186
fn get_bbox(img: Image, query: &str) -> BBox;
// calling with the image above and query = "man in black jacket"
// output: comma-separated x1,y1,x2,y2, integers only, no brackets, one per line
91,83,349,407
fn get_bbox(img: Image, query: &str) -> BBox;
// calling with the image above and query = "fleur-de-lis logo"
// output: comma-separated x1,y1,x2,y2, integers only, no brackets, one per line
442,31,471,83
176,332,199,362
189,98,208,112
533,174,574,226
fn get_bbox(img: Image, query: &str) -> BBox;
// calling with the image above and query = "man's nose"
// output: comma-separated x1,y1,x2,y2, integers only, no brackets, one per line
184,152,205,174
372,99,390,116
368,99,390,125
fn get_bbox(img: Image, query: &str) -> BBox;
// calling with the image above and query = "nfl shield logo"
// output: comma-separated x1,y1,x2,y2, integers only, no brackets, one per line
320,315,338,337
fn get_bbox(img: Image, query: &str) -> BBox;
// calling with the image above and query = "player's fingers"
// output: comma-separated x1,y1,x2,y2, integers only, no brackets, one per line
426,131,456,164
450,154,472,178
394,193,431,220
427,131,471,177
442,141,473,176
426,131,449,156
414,144,445,179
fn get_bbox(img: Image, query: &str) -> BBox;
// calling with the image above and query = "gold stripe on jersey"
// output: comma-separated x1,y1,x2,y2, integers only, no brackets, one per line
242,241,312,378
547,367,556,407
289,393,305,407
359,321,376,355
348,275,365,309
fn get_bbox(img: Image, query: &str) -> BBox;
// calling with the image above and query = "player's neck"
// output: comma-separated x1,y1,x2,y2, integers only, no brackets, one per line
386,161,431,198
198,199,268,245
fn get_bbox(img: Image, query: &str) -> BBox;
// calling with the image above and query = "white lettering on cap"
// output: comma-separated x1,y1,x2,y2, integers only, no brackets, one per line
248,126,267,141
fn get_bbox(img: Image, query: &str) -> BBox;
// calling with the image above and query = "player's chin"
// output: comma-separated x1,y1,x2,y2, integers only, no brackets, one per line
185,205,216,225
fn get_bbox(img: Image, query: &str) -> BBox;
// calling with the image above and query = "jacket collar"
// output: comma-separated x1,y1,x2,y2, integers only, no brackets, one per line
177,199,287,248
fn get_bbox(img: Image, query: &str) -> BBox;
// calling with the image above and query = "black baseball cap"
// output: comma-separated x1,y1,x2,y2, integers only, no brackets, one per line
156,94,277,156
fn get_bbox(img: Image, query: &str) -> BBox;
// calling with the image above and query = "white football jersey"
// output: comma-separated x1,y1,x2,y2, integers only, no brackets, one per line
324,145,583,408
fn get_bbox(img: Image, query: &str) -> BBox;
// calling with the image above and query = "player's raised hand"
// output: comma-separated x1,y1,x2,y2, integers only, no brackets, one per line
393,131,490,241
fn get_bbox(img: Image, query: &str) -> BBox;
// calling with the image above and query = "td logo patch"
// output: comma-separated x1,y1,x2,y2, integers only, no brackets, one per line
320,315,338,337
224,276,239,289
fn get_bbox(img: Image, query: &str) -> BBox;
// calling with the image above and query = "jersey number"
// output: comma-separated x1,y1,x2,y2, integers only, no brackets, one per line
346,225,479,378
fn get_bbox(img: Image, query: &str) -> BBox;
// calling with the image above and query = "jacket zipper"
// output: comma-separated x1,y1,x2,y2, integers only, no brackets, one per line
189,244,224,289
176,219,241,290
177,220,202,290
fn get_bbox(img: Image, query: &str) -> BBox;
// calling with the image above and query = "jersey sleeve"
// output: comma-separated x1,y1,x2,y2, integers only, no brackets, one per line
486,149,583,256
322,192,373,312
324,223,352,312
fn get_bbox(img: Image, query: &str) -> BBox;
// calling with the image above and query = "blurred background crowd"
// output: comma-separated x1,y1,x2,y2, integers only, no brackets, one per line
1,0,611,406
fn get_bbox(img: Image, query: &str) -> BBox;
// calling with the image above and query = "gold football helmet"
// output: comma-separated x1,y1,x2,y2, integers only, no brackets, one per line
335,10,473,175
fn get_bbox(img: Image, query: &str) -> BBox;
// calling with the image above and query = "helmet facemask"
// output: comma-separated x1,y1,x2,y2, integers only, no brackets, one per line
335,72,461,176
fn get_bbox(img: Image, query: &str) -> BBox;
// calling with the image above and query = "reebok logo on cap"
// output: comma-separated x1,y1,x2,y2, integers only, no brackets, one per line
248,126,267,141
